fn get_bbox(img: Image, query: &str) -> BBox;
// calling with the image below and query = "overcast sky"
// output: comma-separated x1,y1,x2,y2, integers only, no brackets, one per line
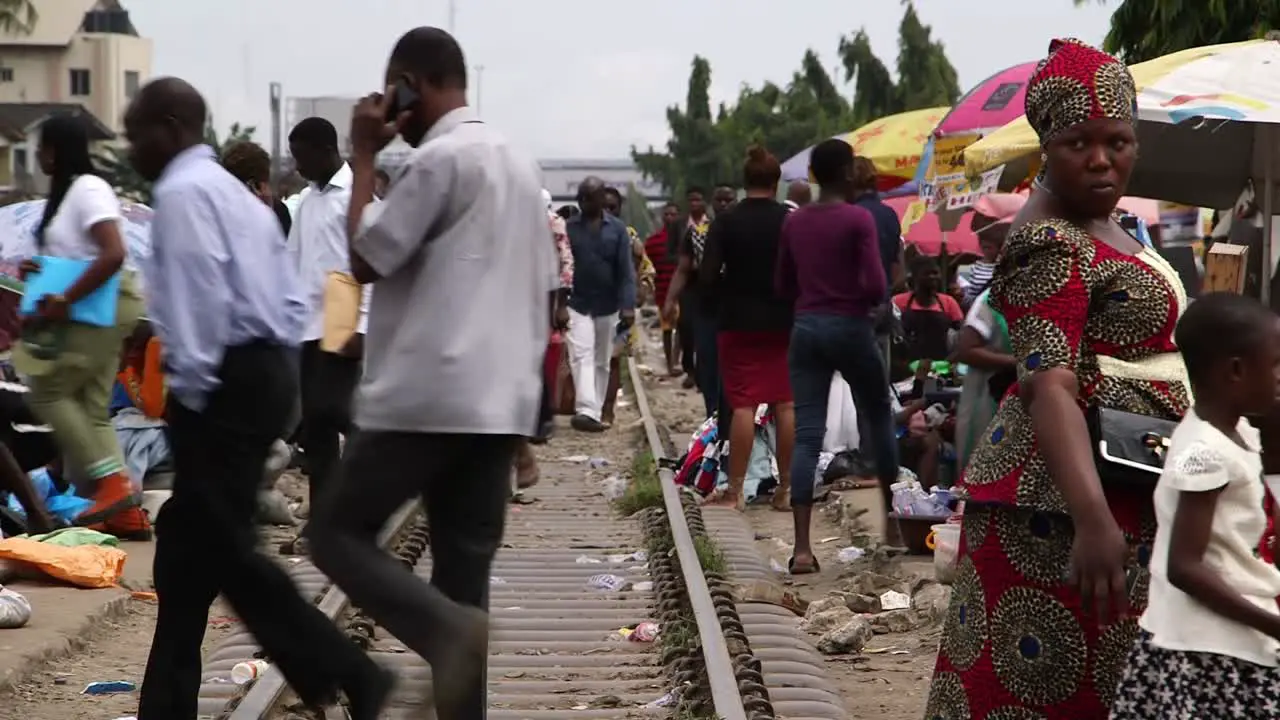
123,0,1115,159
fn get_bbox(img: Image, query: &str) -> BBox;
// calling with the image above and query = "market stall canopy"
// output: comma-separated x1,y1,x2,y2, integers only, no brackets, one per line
963,38,1265,208
913,61,1039,191
936,61,1039,137
780,106,949,191
884,196,981,256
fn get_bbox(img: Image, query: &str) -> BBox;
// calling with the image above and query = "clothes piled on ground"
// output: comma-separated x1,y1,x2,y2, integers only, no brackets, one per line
674,407,781,502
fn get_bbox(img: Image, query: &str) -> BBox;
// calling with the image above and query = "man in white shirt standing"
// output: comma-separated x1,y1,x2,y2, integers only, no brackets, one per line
307,27,557,720
287,117,369,514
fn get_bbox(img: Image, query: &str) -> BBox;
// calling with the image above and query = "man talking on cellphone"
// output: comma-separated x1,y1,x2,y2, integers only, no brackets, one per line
306,27,557,720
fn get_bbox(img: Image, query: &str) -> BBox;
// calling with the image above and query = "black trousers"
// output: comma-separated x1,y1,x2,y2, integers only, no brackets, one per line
299,340,361,508
677,291,696,375
309,430,519,720
138,343,371,719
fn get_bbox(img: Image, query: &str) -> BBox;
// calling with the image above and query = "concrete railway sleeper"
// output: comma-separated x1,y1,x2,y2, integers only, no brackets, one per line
193,356,843,719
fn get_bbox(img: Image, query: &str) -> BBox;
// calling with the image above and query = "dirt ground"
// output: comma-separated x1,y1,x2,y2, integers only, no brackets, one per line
636,318,937,720
1,406,643,720
3,472,311,720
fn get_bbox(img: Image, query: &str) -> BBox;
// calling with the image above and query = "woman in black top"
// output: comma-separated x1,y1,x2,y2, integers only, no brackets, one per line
698,147,794,511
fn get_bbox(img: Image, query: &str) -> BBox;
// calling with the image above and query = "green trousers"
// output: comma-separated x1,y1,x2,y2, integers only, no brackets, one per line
14,273,145,483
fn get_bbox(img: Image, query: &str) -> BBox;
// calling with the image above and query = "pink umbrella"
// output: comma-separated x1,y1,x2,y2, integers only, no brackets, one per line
884,196,981,256
935,61,1039,137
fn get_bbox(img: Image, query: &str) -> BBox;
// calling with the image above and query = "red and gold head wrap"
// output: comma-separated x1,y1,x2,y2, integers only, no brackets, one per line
1024,38,1137,146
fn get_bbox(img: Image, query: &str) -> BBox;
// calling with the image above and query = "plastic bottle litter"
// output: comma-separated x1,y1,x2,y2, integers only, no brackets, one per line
230,659,270,685
629,621,660,642
575,555,603,564
879,590,911,610
632,580,654,592
82,681,136,695
837,546,866,563
561,455,589,463
587,573,631,591
644,691,677,709
606,550,647,563
600,475,627,500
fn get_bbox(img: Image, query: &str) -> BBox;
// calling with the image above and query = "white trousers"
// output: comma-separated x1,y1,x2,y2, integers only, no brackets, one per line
566,309,617,421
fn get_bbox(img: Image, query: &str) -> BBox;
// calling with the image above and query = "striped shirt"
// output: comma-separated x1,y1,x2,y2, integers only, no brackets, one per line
964,261,997,307
644,229,677,307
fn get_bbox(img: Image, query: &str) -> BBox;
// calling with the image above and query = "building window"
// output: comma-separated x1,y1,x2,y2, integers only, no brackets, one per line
124,71,139,99
14,148,27,171
69,69,91,96
0,68,12,83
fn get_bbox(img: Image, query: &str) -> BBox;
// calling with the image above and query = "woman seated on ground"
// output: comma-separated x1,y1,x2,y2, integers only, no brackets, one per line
698,146,795,512
109,322,169,488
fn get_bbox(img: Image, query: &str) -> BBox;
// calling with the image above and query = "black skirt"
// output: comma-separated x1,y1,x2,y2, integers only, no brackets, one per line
1109,630,1280,719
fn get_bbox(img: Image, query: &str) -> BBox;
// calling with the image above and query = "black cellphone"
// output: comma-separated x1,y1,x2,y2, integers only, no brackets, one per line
385,78,419,122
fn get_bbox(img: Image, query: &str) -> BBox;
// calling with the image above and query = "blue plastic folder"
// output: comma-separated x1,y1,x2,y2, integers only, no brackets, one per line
19,255,120,328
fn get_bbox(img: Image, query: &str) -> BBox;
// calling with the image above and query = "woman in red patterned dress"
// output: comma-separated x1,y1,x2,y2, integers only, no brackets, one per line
925,39,1192,719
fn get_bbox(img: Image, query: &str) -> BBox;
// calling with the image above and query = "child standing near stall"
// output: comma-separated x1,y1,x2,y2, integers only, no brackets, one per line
1111,293,1280,719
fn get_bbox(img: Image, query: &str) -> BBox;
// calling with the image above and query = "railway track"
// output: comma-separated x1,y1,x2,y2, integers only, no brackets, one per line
198,358,847,720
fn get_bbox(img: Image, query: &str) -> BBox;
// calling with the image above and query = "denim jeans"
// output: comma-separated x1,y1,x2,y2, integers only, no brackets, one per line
788,314,898,505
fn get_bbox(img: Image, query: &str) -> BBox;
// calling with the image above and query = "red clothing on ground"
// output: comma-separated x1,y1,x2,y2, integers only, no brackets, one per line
717,330,791,407
644,229,677,308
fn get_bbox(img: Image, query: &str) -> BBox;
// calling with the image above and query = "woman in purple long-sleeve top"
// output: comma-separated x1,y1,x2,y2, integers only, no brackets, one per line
774,139,899,574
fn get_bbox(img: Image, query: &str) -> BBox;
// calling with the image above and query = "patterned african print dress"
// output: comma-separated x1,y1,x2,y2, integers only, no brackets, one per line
926,218,1191,720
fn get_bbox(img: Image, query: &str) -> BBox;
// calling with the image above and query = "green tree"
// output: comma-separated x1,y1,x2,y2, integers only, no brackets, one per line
622,182,655,239
634,1,957,196
1075,0,1280,63
839,1,961,125
96,119,257,204
204,120,256,153
633,56,721,199
0,0,36,34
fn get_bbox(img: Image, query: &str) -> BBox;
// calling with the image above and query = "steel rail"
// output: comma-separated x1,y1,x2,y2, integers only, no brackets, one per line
227,500,420,720
627,359,749,720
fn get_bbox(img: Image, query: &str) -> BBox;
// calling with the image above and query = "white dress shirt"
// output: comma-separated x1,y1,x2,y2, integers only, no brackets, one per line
286,163,371,342
351,107,558,434
145,145,307,412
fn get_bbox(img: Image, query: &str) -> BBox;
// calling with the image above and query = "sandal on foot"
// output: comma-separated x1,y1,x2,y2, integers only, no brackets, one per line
788,555,821,575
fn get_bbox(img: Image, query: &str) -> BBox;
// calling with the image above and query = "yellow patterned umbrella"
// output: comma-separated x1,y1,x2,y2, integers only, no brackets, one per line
781,106,949,189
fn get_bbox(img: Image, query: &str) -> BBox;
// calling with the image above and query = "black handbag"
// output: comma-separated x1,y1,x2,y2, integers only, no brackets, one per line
1087,406,1178,486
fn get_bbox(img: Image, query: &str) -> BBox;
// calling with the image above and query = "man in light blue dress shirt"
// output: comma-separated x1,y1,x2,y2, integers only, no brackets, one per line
123,77,390,720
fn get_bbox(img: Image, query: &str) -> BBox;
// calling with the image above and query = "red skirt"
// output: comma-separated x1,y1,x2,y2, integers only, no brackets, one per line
717,330,792,407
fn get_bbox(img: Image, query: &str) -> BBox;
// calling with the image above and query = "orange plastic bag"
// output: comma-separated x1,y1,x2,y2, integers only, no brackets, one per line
0,537,126,588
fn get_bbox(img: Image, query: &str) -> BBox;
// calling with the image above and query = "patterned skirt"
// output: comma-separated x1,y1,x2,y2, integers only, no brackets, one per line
1109,631,1280,719
926,498,1155,719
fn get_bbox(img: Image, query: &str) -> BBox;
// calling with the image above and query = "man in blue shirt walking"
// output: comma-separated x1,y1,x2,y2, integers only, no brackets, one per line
564,176,635,432
125,77,387,720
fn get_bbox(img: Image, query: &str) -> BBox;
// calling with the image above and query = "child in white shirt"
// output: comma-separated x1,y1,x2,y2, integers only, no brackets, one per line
1110,293,1280,720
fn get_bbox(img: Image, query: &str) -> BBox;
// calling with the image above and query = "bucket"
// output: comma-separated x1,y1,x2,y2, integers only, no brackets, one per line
928,522,962,584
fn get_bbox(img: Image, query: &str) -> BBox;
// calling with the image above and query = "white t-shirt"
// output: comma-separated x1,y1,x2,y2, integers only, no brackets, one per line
351,108,557,435
1141,410,1280,666
39,175,122,260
